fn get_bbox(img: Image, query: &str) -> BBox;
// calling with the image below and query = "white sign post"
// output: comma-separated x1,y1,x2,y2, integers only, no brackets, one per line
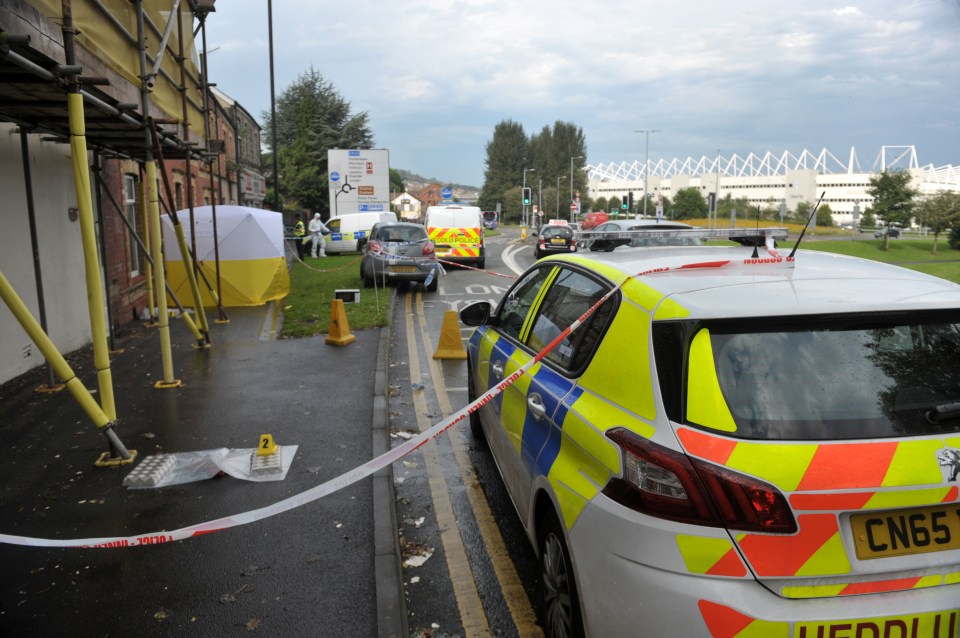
328,149,390,217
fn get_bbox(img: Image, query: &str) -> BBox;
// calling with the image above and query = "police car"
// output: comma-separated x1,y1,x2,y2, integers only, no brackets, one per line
459,227,960,637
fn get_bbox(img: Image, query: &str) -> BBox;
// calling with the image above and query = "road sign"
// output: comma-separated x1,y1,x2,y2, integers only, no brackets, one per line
328,149,389,215
441,187,453,200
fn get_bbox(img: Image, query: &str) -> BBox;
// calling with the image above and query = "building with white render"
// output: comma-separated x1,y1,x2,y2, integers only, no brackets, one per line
587,146,960,225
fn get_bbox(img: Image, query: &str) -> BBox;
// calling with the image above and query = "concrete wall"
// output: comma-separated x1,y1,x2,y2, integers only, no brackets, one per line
0,124,93,384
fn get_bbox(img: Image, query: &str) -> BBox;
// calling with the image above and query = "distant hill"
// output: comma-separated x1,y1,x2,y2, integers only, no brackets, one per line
398,169,480,201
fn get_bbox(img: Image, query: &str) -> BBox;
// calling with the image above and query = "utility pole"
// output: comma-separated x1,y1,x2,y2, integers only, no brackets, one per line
569,155,582,222
635,129,660,218
557,175,566,218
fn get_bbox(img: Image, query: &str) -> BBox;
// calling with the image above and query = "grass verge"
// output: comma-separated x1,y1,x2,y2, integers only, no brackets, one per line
280,255,392,338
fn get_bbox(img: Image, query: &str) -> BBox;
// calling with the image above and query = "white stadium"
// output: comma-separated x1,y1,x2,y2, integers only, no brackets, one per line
586,145,960,225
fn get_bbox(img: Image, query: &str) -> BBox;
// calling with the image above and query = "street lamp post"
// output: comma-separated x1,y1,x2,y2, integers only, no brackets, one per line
635,129,660,218
523,167,535,227
556,175,566,218
569,155,582,222
538,178,543,228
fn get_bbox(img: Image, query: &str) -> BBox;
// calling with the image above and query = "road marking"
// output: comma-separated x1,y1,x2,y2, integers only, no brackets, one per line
404,293,490,637
501,244,528,276
416,293,542,637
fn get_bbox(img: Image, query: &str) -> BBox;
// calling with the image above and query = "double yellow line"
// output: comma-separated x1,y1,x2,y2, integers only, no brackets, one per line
403,291,540,637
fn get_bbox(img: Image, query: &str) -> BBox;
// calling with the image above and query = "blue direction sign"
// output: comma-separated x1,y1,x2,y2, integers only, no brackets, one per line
441,187,453,200
330,171,340,182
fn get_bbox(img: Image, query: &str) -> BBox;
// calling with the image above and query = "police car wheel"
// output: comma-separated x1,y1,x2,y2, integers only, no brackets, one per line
466,363,485,442
538,509,584,638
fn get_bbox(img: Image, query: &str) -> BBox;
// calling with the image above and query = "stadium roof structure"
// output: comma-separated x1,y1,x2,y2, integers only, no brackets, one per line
587,146,960,186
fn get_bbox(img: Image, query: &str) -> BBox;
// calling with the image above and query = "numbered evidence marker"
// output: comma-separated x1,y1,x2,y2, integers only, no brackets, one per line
251,434,283,476
257,434,279,456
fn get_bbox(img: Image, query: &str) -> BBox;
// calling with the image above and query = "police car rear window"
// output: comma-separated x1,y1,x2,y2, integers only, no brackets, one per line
700,312,960,440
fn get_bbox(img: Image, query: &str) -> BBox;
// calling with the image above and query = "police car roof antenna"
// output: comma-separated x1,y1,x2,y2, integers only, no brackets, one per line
751,206,762,259
788,191,826,259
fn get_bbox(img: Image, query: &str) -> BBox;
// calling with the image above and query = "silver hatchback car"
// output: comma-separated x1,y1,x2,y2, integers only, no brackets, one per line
359,222,440,291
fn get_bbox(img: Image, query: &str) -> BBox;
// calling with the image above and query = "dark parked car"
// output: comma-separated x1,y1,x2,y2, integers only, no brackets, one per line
534,223,577,259
359,222,439,291
585,220,703,251
875,226,901,238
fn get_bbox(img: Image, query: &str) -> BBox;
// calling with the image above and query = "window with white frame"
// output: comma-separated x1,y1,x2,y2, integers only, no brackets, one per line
124,174,144,277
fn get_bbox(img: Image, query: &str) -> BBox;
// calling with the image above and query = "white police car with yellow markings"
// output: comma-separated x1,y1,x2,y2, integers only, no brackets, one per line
459,227,960,638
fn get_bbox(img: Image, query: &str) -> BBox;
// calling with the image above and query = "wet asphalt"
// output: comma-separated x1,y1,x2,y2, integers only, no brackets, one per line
0,300,405,637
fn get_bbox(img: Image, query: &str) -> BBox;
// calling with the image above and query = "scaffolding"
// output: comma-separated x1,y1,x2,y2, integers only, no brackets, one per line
0,0,223,462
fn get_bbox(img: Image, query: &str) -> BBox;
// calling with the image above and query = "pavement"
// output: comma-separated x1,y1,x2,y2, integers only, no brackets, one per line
0,295,406,637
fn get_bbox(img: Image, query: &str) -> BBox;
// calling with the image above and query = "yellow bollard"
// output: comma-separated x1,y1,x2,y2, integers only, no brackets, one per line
521,226,527,241
326,299,357,346
433,310,467,360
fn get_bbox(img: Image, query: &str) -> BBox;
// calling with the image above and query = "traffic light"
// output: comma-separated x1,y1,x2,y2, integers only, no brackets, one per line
522,187,532,206
627,191,634,210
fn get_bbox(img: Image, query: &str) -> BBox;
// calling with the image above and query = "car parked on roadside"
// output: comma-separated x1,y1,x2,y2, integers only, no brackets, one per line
359,222,439,291
875,226,901,238
534,221,577,259
459,229,960,637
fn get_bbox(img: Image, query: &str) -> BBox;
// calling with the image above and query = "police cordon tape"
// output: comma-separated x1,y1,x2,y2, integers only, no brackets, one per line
0,252,787,548
436,259,518,280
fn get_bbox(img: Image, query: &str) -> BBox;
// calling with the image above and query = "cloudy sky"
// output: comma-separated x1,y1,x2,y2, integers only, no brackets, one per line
202,0,960,188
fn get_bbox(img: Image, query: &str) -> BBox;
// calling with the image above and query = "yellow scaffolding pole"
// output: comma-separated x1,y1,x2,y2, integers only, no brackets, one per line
1,266,133,464
140,178,156,324
66,92,117,422
146,159,181,388
0,271,111,429
147,120,212,342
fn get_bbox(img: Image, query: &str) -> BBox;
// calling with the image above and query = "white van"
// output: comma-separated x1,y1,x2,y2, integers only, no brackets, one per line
424,205,485,268
325,211,397,254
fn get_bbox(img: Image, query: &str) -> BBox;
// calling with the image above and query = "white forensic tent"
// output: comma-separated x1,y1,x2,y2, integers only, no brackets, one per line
162,206,290,308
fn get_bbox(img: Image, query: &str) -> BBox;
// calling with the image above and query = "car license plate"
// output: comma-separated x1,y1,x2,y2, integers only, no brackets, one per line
794,610,958,638
389,265,418,273
850,503,960,559
550,238,566,244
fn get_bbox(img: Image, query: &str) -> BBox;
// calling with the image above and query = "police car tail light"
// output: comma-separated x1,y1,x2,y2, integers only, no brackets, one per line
603,428,796,533
423,241,435,256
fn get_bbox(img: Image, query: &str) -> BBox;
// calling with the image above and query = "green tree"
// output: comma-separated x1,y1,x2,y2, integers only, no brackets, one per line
717,195,752,225
861,208,876,228
478,119,529,212
867,170,918,250
389,169,405,197
795,201,813,225
262,68,374,216
672,188,707,220
816,203,835,228
917,191,960,254
500,185,523,224
593,196,609,214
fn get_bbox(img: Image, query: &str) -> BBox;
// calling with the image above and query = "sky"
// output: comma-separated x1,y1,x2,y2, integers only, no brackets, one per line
202,0,960,188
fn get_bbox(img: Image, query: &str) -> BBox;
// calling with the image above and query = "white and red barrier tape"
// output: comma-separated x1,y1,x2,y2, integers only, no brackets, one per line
437,259,518,279
0,250,786,548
